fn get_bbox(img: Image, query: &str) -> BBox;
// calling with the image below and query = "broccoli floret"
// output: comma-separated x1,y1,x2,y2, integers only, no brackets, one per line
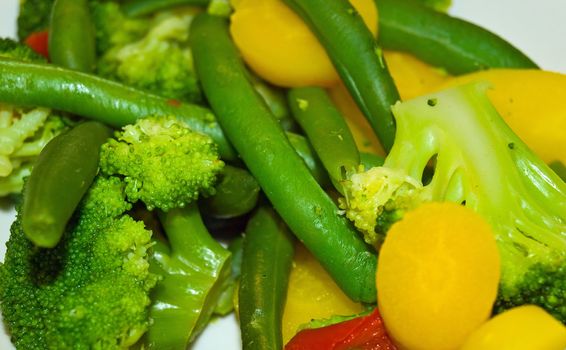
17,0,55,41
94,3,203,102
340,82,566,322
100,115,224,211
1,115,231,348
99,115,232,347
0,176,158,349
0,38,47,62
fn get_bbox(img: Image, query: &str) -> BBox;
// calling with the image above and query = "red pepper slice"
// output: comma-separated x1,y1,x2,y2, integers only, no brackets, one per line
285,308,397,350
25,31,50,59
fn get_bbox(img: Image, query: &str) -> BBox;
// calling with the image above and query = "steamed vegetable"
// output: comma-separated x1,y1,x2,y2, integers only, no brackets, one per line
0,39,70,196
239,206,295,350
0,115,230,348
94,1,203,103
340,83,566,322
191,13,377,303
376,202,501,350
0,175,158,349
0,58,237,160
230,0,377,87
283,0,400,151
22,121,110,248
460,305,566,350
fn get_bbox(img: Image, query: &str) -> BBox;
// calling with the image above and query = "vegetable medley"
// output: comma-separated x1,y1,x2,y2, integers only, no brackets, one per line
0,0,565,349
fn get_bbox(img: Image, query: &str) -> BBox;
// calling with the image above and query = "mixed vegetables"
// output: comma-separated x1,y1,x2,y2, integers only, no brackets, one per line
0,0,565,349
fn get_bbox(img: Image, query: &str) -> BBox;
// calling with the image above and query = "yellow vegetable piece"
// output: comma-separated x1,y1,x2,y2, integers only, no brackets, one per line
376,202,500,350
383,50,449,100
439,69,566,165
282,243,364,344
230,0,377,87
460,305,566,350
327,83,384,156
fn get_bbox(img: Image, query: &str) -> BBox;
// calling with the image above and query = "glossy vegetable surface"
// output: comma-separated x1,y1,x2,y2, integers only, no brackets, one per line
191,13,378,302
22,121,111,248
239,206,295,350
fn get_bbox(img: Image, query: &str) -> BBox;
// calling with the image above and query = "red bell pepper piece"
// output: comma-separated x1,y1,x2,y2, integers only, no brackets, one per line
24,31,50,59
285,308,397,350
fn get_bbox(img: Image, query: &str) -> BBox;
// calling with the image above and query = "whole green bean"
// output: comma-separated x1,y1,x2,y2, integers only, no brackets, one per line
49,0,96,72
377,0,538,74
239,206,295,350
200,165,260,219
191,14,377,302
22,121,111,248
282,0,400,151
288,87,360,191
0,58,236,161
123,0,209,17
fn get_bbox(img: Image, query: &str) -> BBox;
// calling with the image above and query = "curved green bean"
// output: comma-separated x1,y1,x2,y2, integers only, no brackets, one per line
377,0,538,74
0,58,237,161
200,165,260,219
49,0,96,72
191,14,377,302
122,0,209,17
239,206,294,350
22,121,111,247
288,87,359,191
282,0,400,151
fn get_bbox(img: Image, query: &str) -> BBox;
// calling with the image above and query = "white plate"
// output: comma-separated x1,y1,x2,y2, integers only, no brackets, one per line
1,1,565,349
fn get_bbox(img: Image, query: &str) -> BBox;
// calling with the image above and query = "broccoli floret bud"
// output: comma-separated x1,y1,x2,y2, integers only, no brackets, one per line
100,116,224,211
0,105,70,196
340,82,566,321
0,176,158,349
339,167,423,247
95,3,203,102
0,38,47,63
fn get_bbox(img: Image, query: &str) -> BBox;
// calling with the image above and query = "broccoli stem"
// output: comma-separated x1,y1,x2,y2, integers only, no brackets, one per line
147,203,232,349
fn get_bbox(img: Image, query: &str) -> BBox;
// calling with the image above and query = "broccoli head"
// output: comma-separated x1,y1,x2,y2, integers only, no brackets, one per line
94,3,203,102
0,176,158,349
100,115,224,211
340,82,566,322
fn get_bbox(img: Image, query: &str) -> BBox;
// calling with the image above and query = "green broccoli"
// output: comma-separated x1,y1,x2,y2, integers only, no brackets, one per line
94,2,203,102
100,115,224,211
1,114,231,348
0,176,158,349
100,115,231,348
0,39,70,196
340,82,566,322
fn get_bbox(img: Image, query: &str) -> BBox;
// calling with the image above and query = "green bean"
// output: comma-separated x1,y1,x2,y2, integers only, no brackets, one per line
122,0,209,17
200,165,260,219
288,87,359,191
191,14,377,302
251,74,296,132
22,121,111,248
377,0,538,74
286,132,330,187
49,0,96,72
0,58,237,161
239,206,294,350
282,0,400,151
